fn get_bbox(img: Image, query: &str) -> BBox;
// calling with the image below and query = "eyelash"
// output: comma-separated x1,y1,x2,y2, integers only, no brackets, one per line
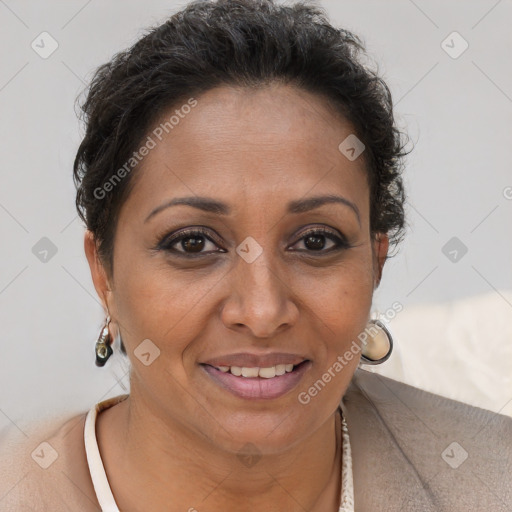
157,226,351,257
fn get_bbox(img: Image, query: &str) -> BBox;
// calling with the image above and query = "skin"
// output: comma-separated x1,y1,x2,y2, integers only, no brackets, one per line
85,83,389,512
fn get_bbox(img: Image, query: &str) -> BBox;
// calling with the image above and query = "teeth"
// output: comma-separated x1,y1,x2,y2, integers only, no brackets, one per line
230,366,242,376
275,364,286,376
258,367,276,378
215,363,298,378
241,367,259,378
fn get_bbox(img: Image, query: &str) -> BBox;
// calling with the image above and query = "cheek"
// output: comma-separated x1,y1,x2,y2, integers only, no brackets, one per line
291,257,374,405
293,250,375,339
111,252,221,354
321,267,374,335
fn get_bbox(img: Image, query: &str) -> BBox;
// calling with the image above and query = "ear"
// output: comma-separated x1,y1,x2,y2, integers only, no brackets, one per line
372,232,389,288
84,230,113,312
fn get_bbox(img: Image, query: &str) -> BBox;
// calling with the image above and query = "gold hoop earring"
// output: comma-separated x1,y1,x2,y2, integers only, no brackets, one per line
95,315,114,367
360,319,393,365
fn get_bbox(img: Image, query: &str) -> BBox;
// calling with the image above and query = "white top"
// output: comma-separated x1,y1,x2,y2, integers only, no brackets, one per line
84,395,354,512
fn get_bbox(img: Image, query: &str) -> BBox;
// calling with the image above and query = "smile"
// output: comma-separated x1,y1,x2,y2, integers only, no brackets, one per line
201,360,312,400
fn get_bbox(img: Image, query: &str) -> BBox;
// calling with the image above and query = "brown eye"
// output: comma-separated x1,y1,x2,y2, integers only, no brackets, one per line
290,227,349,253
303,233,330,251
159,228,225,256
178,235,208,253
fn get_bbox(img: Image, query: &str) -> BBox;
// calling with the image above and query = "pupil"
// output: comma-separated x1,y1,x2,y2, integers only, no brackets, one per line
182,236,205,252
305,234,325,250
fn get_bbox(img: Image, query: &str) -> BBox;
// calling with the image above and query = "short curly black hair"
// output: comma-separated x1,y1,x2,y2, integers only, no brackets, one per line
74,0,410,279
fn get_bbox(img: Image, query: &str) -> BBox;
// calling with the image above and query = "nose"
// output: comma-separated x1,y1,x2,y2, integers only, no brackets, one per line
220,254,300,339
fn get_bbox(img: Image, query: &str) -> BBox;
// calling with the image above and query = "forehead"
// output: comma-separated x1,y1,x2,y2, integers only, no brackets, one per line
120,84,369,221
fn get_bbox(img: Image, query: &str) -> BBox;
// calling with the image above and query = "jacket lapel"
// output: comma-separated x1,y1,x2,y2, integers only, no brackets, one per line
341,369,438,511
341,368,512,511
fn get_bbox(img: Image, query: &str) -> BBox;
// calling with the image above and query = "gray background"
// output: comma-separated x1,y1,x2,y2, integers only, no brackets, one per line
0,0,511,428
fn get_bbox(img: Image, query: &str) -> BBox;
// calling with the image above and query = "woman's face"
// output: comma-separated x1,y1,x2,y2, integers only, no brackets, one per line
87,83,388,454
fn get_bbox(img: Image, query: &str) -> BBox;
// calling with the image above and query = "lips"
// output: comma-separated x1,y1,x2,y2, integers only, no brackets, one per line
201,357,312,400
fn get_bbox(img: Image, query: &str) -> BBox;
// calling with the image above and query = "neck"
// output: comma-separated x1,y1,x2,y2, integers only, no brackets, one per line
96,390,343,512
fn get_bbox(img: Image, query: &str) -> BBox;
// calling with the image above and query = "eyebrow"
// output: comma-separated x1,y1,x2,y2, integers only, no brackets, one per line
144,194,361,225
288,194,360,224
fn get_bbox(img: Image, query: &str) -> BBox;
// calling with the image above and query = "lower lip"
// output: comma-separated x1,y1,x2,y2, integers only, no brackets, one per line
201,361,312,400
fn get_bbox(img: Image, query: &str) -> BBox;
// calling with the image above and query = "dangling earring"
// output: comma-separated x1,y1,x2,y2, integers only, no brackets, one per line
95,314,114,367
360,319,393,365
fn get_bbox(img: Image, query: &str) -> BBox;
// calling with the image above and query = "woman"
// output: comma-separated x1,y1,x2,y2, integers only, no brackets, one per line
1,0,510,510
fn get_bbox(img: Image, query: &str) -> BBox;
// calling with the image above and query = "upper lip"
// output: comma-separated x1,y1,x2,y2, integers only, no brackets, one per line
202,352,309,368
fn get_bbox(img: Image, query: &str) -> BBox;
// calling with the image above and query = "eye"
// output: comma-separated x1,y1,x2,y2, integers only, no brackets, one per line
289,227,350,253
157,225,350,257
158,227,226,256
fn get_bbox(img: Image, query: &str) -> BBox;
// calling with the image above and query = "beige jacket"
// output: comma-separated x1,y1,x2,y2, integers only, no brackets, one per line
1,368,511,511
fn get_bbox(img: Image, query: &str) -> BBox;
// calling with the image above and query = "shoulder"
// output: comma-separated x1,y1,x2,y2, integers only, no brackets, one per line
350,367,512,434
343,369,512,511
0,407,100,511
